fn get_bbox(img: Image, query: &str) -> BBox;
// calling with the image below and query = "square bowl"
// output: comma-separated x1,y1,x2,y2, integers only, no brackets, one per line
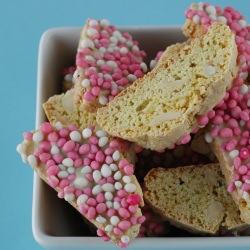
33,26,250,250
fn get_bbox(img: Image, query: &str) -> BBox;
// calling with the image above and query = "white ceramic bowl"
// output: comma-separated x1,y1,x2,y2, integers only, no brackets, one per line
33,26,250,250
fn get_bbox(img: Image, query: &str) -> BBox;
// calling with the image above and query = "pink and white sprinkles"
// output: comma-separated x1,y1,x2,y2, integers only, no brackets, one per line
75,18,147,105
16,122,145,248
185,3,250,201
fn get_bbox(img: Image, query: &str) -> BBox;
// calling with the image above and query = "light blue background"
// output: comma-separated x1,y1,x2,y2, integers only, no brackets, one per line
1,0,249,249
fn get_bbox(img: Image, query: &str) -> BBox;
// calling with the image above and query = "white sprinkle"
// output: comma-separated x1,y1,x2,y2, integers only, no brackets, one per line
107,47,114,53
107,60,117,68
192,14,200,24
54,121,63,130
104,73,112,79
27,155,37,167
51,144,59,155
70,131,82,142
21,154,27,163
113,30,122,38
235,181,242,187
150,60,157,70
229,150,239,159
105,192,113,201
76,194,88,206
93,170,102,183
100,19,110,27
243,191,249,200
81,38,95,49
33,131,44,142
209,14,217,20
118,36,126,43
102,183,114,192
98,136,109,147
96,130,107,138
97,59,105,66
62,158,74,167
122,176,131,184
64,193,75,202
114,181,122,190
111,81,118,89
126,40,133,48
239,84,248,94
120,47,128,54
113,201,120,210
140,62,148,73
110,216,120,226
106,201,113,208
110,163,118,171
73,69,79,82
105,224,113,232
99,96,108,105
16,143,26,154
245,179,250,184
217,16,227,24
87,28,98,37
204,132,213,143
58,164,66,170
89,19,98,26
82,128,92,138
124,183,136,193
81,166,92,174
85,55,96,64
240,120,245,127
99,47,106,54
101,164,112,178
240,71,248,80
121,235,130,244
247,99,250,107
58,170,69,179
132,45,139,51
92,184,102,195
112,150,120,161
96,216,106,224
127,74,137,82
239,19,247,28
73,177,88,189
67,167,75,174
205,5,216,15
114,171,122,180
197,2,204,10
110,36,118,45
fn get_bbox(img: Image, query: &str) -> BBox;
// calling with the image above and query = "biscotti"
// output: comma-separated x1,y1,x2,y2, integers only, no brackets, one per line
96,22,238,151
16,122,145,248
73,18,147,113
43,89,98,129
143,164,246,234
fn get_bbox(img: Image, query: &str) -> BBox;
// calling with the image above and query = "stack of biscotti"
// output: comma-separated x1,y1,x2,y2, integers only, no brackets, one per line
182,2,250,225
143,164,247,234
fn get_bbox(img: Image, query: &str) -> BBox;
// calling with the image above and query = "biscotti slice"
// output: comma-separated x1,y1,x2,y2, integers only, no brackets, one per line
143,164,247,234
16,122,145,248
73,18,147,113
43,89,98,130
97,22,238,151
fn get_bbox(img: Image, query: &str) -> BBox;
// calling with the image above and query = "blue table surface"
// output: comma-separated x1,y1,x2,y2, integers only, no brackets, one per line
1,0,249,249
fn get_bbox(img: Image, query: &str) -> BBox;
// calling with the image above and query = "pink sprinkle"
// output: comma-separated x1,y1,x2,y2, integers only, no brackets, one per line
89,136,98,145
68,174,76,181
240,111,249,121
48,132,59,142
117,189,127,198
118,220,131,231
87,198,97,207
23,131,33,140
79,204,88,215
40,141,51,152
114,227,123,235
137,215,146,224
242,183,250,192
46,159,55,167
118,159,129,169
96,193,105,203
128,205,137,214
127,194,142,205
198,115,209,126
95,151,105,162
110,140,119,148
90,161,100,170
48,176,59,188
97,228,105,237
67,151,78,160
118,208,130,220
86,173,94,182
130,216,137,225
59,179,70,189
219,127,233,138
121,198,128,208
107,208,116,217
102,236,110,242
105,156,113,164
57,138,66,147
238,165,248,175
87,207,96,220
59,129,69,138
91,86,101,96
79,144,90,155
96,203,107,214
83,187,92,196
179,134,191,144
46,165,59,176
83,91,95,102
233,156,242,170
63,140,75,152
124,164,134,175
53,154,64,164
41,122,53,134
74,158,83,168
240,147,249,160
